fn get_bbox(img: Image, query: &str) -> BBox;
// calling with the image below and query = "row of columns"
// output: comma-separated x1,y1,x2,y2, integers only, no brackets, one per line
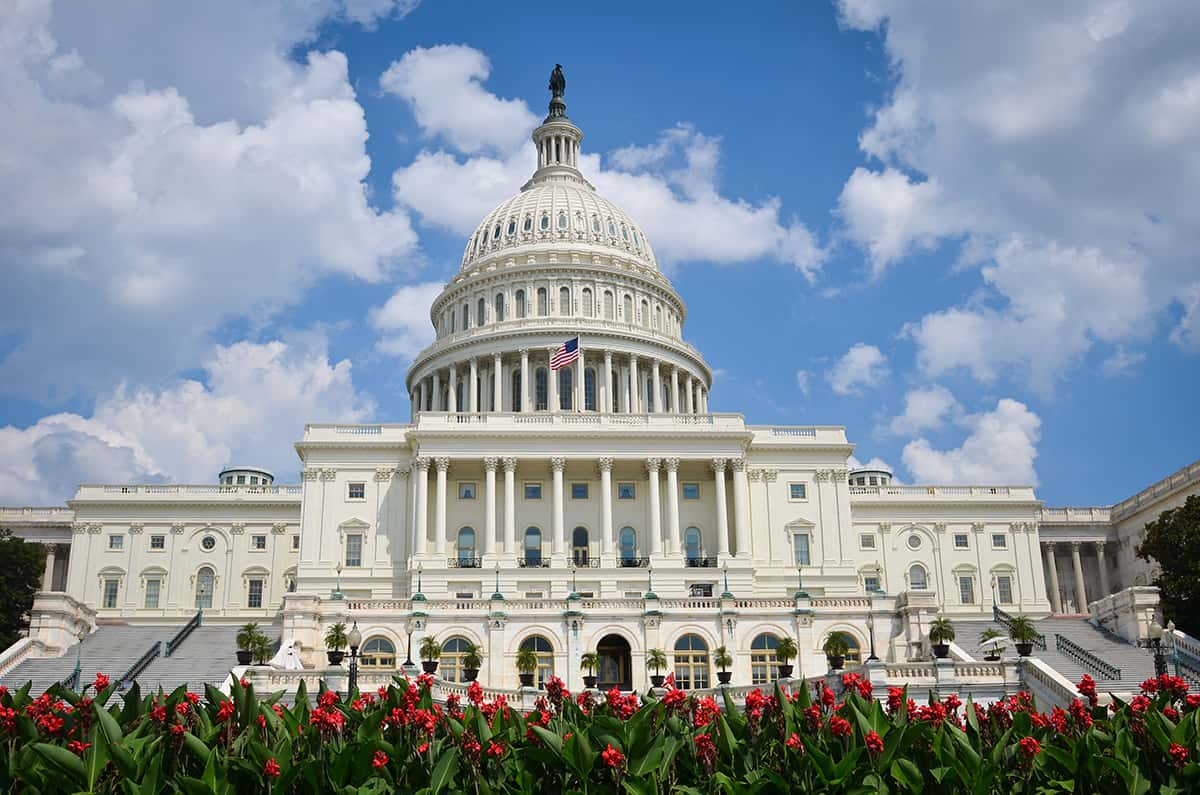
409,456,750,562
412,349,709,416
539,133,578,169
1041,540,1110,614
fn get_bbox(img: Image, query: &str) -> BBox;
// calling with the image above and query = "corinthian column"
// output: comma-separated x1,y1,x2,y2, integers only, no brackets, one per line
551,457,566,557
415,458,430,557
1070,541,1088,612
712,459,730,558
520,350,530,412
448,365,458,413
483,457,498,558
502,458,517,554
646,458,662,556
651,360,662,413
1043,542,1063,614
434,458,449,557
603,351,613,413
630,355,640,413
664,458,681,555
469,358,478,413
598,457,614,558
1096,541,1110,598
730,458,750,557
492,352,502,411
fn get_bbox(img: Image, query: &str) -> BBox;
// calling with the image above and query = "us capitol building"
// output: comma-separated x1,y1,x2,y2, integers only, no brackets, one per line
2,69,1196,697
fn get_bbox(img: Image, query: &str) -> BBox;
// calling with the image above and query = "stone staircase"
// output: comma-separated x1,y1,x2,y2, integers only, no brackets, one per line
133,624,279,694
952,616,1158,696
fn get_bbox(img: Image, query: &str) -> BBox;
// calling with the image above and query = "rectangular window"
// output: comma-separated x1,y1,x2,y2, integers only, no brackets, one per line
149,535,165,550
103,579,119,608
617,482,636,500
864,576,881,593
248,578,263,608
953,533,969,549
251,535,267,550
455,591,475,599
959,576,975,604
524,482,542,500
689,584,714,597
525,591,544,599
793,534,811,566
789,483,807,500
623,591,641,599
458,482,476,500
347,482,365,500
992,533,1007,549
682,483,700,500
345,534,363,567
249,476,259,485
571,482,589,500
291,535,300,551
859,534,876,550
144,579,160,609
869,476,878,486
996,575,1014,605
237,475,245,484
108,535,124,550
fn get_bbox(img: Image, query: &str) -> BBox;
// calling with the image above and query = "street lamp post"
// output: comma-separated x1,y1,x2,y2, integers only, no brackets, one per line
866,611,879,662
721,561,732,598
332,563,344,600
1149,621,1168,678
70,628,86,691
347,621,362,694
794,565,808,599
403,626,414,669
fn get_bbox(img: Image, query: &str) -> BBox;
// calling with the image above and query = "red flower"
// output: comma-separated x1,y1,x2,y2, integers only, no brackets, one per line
820,687,836,708
1169,743,1189,767
216,700,236,723
1076,674,1098,707
663,687,687,708
417,742,429,754
149,705,167,723
372,750,388,769
601,743,625,768
92,673,110,692
1019,737,1040,757
318,690,339,708
865,730,884,755
695,733,717,767
487,740,505,758
468,680,484,706
264,758,281,778
239,677,250,688
185,692,200,704
170,723,186,738
829,715,852,738
785,732,803,750
67,740,91,756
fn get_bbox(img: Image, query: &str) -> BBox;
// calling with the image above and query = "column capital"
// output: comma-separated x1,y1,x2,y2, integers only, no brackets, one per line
483,457,499,472
518,347,529,356
1094,539,1107,550
415,457,432,472
1043,540,1055,549
434,457,450,472
729,458,746,473
663,457,679,472
502,456,518,473
1070,540,1083,549
645,457,661,473
597,456,613,473
375,467,393,482
550,456,567,472
301,468,321,481
762,469,778,482
319,468,338,481
971,521,986,532
710,457,727,473
747,468,763,482
394,466,411,479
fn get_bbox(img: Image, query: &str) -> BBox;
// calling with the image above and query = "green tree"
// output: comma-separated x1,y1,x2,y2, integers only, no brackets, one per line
1137,494,1200,636
0,529,46,650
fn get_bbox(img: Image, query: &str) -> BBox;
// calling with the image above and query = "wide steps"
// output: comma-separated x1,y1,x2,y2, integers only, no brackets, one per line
2,626,166,695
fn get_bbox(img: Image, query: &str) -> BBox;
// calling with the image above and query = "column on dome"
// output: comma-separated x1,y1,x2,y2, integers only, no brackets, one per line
550,457,565,557
492,352,502,412
1096,541,1110,598
415,458,430,557
701,387,709,414
432,371,441,411
730,458,750,557
416,380,426,415
646,458,662,556
670,367,680,414
603,351,613,413
482,458,496,564
548,348,559,412
434,458,449,557
1043,543,1063,614
502,458,517,554
1070,541,1088,612
469,358,479,413
684,375,694,414
620,362,631,414
665,458,680,555
712,459,730,558
520,349,530,412
448,364,458,413
652,360,662,413
630,355,641,413
598,457,614,559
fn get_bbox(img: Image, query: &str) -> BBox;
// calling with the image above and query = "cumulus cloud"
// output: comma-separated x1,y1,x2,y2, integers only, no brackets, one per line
827,343,888,396
369,281,446,359
0,1,417,403
888,385,960,436
0,337,375,505
385,46,825,277
902,398,1041,486
836,0,1200,388
795,370,812,396
847,455,896,478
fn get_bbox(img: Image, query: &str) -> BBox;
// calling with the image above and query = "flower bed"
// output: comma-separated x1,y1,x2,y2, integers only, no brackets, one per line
0,670,1197,792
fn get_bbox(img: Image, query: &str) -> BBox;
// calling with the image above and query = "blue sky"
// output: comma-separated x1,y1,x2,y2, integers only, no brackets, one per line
1,0,1197,506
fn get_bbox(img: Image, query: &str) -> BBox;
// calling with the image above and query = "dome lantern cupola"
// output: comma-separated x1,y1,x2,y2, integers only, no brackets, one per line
524,64,590,191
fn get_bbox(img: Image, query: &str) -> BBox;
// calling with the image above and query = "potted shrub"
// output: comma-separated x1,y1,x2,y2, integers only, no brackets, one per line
516,648,538,687
979,628,1004,661
581,652,599,689
1008,615,1039,656
929,616,955,659
324,622,348,666
822,631,850,671
775,636,798,679
646,648,668,688
461,641,482,682
236,622,264,666
714,645,733,685
419,636,442,675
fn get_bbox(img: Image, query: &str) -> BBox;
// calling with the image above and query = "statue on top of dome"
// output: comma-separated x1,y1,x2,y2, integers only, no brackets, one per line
549,64,566,99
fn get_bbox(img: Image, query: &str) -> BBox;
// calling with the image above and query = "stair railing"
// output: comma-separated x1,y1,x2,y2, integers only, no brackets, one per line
994,606,1047,650
118,641,162,689
58,669,80,691
1174,647,1200,689
1054,633,1121,680
165,610,202,657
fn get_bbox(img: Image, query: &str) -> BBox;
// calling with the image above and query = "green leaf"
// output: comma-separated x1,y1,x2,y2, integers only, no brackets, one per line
427,747,460,794
32,742,86,785
890,758,924,792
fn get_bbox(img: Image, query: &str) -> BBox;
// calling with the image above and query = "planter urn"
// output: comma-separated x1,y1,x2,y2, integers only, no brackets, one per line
1015,642,1034,657
650,674,665,688
326,650,345,666
463,668,478,682
717,670,732,685
422,660,439,675
932,643,951,659
236,650,254,666
777,664,794,679
582,675,598,688
519,672,535,687
827,655,845,671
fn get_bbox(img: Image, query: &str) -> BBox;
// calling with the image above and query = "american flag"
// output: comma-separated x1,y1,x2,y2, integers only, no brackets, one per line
550,337,580,370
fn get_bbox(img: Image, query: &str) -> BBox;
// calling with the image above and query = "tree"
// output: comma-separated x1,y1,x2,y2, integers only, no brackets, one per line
0,530,46,650
1137,494,1200,636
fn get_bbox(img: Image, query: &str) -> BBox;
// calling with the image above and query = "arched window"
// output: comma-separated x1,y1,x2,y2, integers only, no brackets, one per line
537,287,548,316
645,378,655,412
441,636,473,682
654,305,661,329
622,295,632,322
477,297,486,327
581,287,594,317
449,311,456,334
520,636,555,688
457,527,476,566
641,299,650,328
515,289,526,319
361,637,396,669
559,286,571,316
684,527,702,563
558,211,568,230
608,219,617,237
524,527,543,566
908,564,928,590
603,290,614,320
511,369,522,413
461,303,469,330
507,219,516,237
558,366,573,410
523,216,533,233
750,634,780,685
195,566,215,609
495,293,505,322
621,224,629,241
584,368,596,411
591,215,601,234
829,634,863,664
572,527,589,566
619,527,637,565
535,368,548,411
540,214,550,231
610,369,621,412
493,224,501,241
673,634,710,689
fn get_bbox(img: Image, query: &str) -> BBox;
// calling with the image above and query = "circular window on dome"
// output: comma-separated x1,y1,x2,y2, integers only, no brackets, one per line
523,216,533,233
201,535,216,551
492,224,501,241
540,214,550,231
557,212,568,230
906,534,922,550
507,220,516,236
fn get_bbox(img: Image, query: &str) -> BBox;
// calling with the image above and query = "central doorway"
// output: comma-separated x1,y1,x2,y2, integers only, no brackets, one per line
597,633,632,691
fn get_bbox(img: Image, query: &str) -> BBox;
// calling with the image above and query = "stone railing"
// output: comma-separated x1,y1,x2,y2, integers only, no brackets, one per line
341,596,810,616
1019,656,1083,710
417,412,746,432
810,597,873,610
849,485,1035,500
1088,586,1160,643
0,638,47,679
1038,506,1113,523
1112,459,1200,521
75,484,302,498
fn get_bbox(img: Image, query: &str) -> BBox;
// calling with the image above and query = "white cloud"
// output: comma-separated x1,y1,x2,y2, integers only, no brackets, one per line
0,2,417,403
902,398,1041,486
827,343,888,396
1170,283,1200,352
1100,348,1146,377
795,370,812,396
384,47,825,277
888,385,960,436
0,337,375,505
369,281,445,359
847,455,895,478
836,0,1200,387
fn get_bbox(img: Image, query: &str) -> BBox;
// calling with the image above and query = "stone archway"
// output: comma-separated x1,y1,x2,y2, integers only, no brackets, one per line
597,633,632,691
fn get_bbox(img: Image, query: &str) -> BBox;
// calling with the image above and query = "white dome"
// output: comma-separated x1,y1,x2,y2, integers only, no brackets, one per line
460,179,658,273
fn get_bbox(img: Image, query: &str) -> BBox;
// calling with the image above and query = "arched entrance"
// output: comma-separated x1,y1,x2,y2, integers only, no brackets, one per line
597,633,632,691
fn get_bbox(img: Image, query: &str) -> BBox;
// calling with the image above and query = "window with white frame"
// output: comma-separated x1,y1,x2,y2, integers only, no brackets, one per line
149,535,165,550
524,482,542,500
109,535,124,550
864,575,881,593
996,575,1014,604
958,575,976,604
102,578,119,608
247,578,264,608
345,534,363,567
682,483,700,500
953,533,969,549
571,482,589,500
291,535,300,551
788,483,807,501
792,534,811,566
347,482,365,500
991,533,1007,549
908,564,928,590
144,579,160,609
252,535,267,550
859,534,876,550
458,482,476,500
617,482,636,500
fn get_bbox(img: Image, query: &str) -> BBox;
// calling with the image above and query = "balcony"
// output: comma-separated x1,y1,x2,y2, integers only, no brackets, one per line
618,557,651,568
684,556,719,568
448,557,481,569
517,557,550,568
571,556,603,568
